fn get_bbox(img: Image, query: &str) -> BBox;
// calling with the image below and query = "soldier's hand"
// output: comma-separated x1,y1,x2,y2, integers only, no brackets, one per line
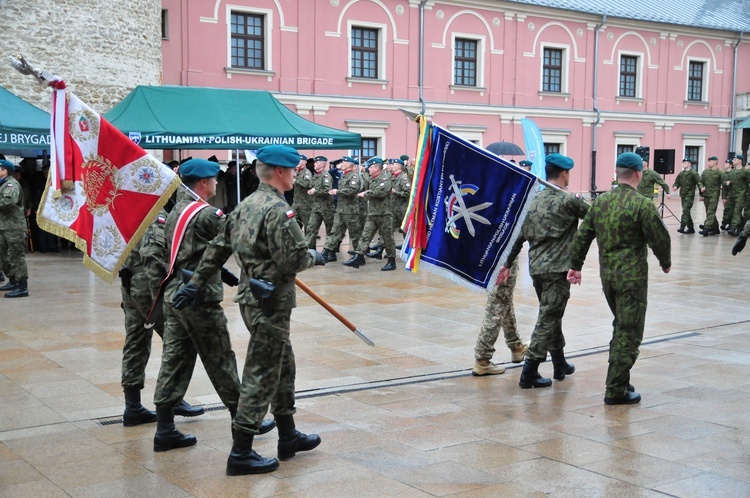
173,283,203,310
662,266,671,274
496,266,511,285
309,249,326,266
220,267,240,287
732,236,747,256
567,269,582,285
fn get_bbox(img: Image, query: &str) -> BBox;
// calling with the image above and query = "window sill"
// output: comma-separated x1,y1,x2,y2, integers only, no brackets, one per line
450,84,486,92
538,91,570,98
224,67,275,78
684,100,710,106
347,77,389,86
616,96,643,104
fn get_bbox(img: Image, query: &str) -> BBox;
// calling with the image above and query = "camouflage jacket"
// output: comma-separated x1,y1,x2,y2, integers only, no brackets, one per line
336,170,362,215
390,172,411,209
122,210,167,299
292,168,313,208
570,184,671,281
724,168,749,199
364,174,393,216
310,171,335,212
193,183,315,309
636,168,670,197
672,169,701,197
0,177,25,231
164,199,225,303
700,168,723,198
506,188,589,275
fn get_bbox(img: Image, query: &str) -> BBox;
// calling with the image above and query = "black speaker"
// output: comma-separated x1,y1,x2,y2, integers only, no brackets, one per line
635,146,650,162
653,149,675,175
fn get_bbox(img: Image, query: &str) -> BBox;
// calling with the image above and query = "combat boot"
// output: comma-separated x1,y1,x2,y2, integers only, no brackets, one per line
342,253,366,268
276,414,321,461
153,405,197,452
685,226,695,234
0,272,4,283
123,386,157,427
604,391,641,405
677,224,685,233
226,431,279,476
472,359,505,376
321,248,337,262
5,279,28,298
550,349,575,381
0,279,17,292
710,226,721,235
174,399,205,418
366,245,384,259
510,343,529,363
518,359,552,389
381,257,396,271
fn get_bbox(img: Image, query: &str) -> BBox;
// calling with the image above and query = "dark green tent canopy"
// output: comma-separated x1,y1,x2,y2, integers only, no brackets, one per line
0,85,51,152
104,86,361,150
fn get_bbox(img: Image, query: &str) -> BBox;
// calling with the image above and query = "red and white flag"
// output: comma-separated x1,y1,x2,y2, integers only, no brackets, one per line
37,81,181,283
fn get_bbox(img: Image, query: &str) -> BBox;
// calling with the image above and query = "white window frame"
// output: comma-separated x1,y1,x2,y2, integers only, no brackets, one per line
451,34,485,88
447,124,487,146
684,136,707,172
348,21,387,81
225,6,273,73
345,120,389,158
617,51,643,99
686,57,710,103
540,43,569,94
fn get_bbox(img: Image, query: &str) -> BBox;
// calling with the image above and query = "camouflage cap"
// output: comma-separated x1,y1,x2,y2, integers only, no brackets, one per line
545,153,574,170
256,145,300,168
616,152,644,171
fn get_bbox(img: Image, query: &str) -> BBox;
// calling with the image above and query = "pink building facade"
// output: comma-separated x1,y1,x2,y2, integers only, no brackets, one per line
160,0,750,193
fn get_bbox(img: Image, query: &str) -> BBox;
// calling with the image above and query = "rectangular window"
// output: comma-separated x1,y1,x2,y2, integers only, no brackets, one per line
542,48,563,92
351,27,378,79
617,144,635,156
619,55,638,97
161,10,169,40
454,38,477,86
231,12,264,70
687,61,704,101
685,146,700,170
544,143,561,156
360,138,378,160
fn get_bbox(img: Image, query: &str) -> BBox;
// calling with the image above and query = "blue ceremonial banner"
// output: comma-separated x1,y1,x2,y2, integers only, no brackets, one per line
416,125,538,292
521,118,546,182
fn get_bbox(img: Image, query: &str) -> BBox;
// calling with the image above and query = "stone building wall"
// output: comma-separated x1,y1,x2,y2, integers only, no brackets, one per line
0,0,161,114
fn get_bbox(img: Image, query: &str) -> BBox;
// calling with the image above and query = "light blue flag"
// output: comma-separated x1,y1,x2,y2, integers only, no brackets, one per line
521,118,546,182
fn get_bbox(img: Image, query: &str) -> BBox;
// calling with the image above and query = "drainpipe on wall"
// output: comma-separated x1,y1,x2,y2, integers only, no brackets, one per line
419,0,428,114
730,32,743,155
591,15,606,196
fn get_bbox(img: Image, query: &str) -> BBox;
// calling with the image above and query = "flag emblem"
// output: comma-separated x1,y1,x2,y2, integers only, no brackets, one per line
81,156,122,216
444,175,492,239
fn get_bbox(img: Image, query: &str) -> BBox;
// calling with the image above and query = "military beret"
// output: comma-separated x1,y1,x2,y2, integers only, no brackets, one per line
399,154,409,161
298,154,308,161
313,155,328,162
684,158,696,163
388,158,405,166
519,159,533,167
0,159,14,173
341,155,357,164
734,154,744,160
180,158,221,179
616,152,644,171
256,145,300,168
367,157,384,166
545,153,574,170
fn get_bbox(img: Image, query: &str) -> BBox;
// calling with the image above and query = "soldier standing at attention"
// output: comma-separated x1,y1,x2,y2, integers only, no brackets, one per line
174,145,326,475
636,157,670,201
322,156,362,262
698,156,723,236
152,159,274,452
119,210,204,426
0,160,29,298
672,158,701,234
497,154,589,388
567,152,671,405
291,154,312,233
305,156,335,249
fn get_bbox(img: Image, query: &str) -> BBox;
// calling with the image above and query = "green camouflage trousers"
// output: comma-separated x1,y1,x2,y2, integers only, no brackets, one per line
475,262,524,361
305,209,335,248
703,196,719,230
233,304,296,436
154,302,240,408
527,272,570,362
293,204,311,234
601,278,647,398
0,229,27,280
121,290,163,388
732,194,747,229
679,194,696,229
356,214,395,257
722,197,735,227
324,212,362,253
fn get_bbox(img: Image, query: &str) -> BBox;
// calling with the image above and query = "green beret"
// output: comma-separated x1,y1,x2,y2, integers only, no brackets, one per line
298,154,308,161
545,153,574,170
706,156,717,161
519,160,533,167
399,154,409,161
341,155,357,164
367,157,384,166
734,154,744,161
0,159,14,173
616,152,644,171
256,145,300,168
180,158,220,179
313,155,328,162
388,158,405,166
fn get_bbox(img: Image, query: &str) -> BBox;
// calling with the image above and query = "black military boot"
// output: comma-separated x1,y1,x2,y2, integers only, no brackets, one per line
174,399,205,418
677,224,685,233
366,245,384,259
153,405,197,452
123,387,157,427
685,226,695,234
549,349,575,381
226,431,279,476
276,414,321,461
0,271,5,283
321,248,337,262
0,279,17,292
5,279,28,298
342,253,366,268
381,257,396,271
518,359,552,389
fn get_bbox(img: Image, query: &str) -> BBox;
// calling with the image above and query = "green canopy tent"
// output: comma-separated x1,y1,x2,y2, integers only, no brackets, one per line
0,85,51,156
104,85,361,151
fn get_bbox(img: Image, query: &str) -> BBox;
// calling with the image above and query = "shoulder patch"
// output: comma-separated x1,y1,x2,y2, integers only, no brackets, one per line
214,208,224,218
156,215,167,224
285,209,296,219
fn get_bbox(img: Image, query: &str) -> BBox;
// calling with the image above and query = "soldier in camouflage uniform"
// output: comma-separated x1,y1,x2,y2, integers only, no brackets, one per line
727,155,749,235
387,158,411,245
119,209,204,427
498,154,588,388
636,159,670,201
305,156,335,249
0,160,29,298
175,145,325,475
568,152,671,405
672,158,701,234
343,158,397,271
720,159,734,231
322,156,362,262
731,219,750,255
291,154,312,233
698,156,723,236
152,159,273,452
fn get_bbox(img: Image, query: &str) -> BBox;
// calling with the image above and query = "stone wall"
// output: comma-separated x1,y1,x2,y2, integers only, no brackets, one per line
0,0,162,114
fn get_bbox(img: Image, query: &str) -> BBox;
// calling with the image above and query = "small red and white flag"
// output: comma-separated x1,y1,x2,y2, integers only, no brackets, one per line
38,81,181,282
